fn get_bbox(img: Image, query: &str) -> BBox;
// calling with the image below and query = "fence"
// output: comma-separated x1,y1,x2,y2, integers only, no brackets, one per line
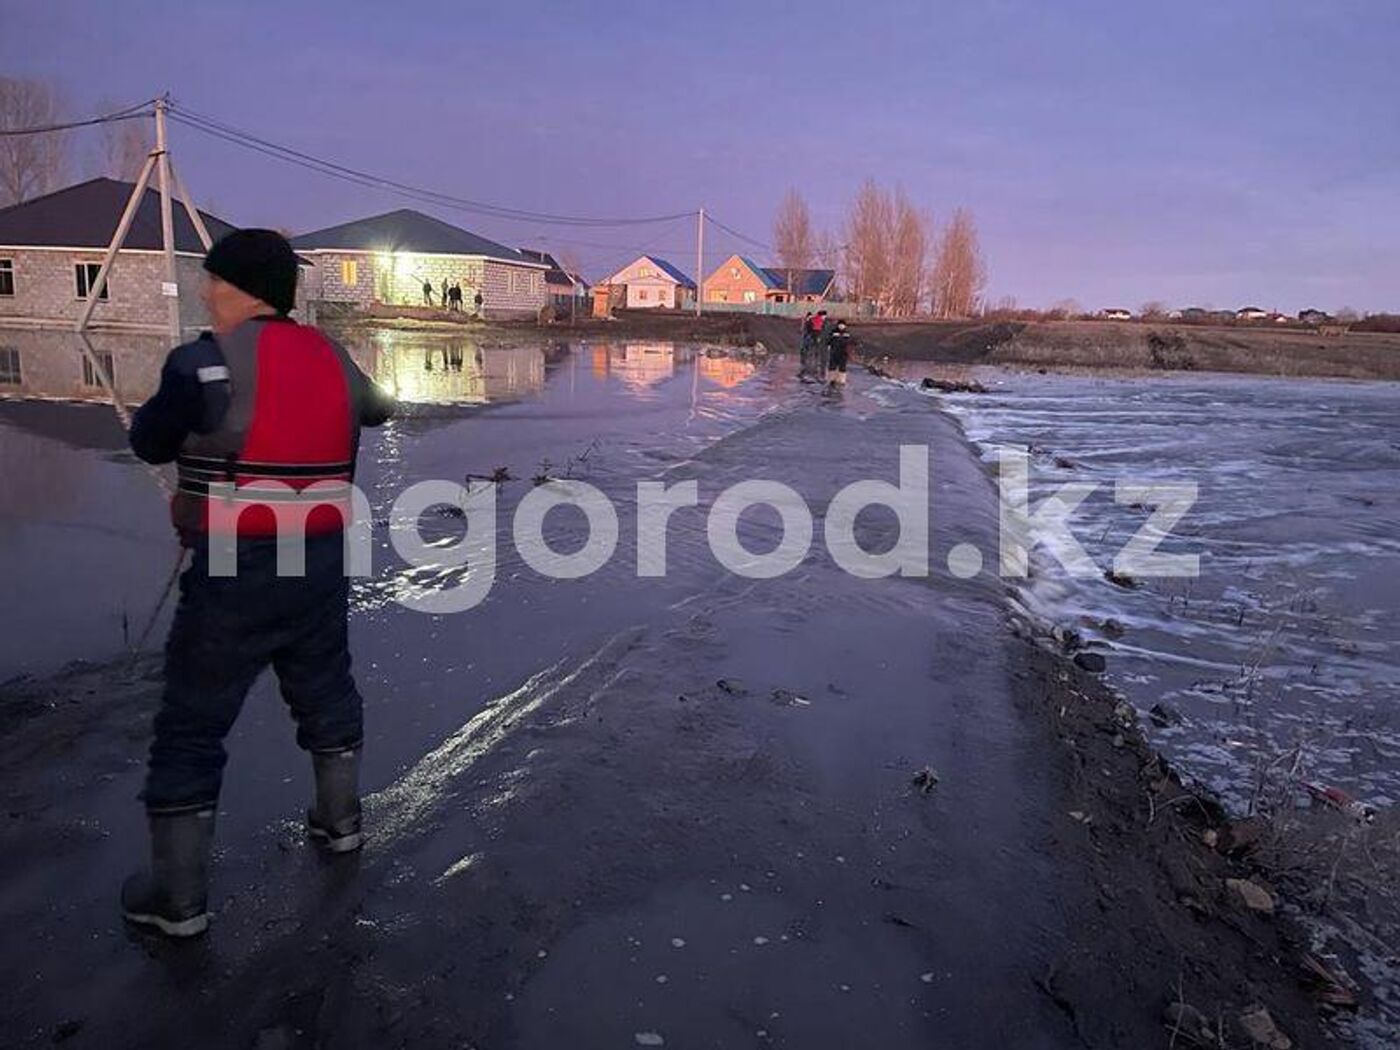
697,299,872,321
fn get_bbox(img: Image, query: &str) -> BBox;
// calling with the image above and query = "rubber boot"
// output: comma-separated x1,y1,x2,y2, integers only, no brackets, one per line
121,808,215,938
307,748,363,854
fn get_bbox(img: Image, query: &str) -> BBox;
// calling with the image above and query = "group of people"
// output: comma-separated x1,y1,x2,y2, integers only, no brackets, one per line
423,277,482,314
799,309,854,389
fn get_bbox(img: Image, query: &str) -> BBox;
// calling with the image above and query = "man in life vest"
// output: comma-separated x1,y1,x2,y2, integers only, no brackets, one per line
123,229,395,937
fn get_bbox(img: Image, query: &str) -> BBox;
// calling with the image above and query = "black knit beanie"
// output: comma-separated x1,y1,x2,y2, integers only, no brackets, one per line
203,228,298,314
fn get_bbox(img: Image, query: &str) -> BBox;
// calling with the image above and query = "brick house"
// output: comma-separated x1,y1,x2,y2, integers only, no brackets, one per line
292,209,548,320
0,177,235,335
600,255,695,310
703,254,835,305
518,248,589,310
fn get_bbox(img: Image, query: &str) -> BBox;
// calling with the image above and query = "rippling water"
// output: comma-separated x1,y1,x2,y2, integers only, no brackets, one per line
931,370,1400,810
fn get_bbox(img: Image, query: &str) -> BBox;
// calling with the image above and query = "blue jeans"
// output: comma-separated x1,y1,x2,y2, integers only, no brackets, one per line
142,533,363,811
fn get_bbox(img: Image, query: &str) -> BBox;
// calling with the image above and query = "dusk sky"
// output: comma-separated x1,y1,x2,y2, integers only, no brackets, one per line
4,0,1398,312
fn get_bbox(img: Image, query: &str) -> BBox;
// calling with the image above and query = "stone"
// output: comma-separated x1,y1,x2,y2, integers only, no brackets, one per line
1237,1005,1291,1048
1226,878,1276,915
1073,651,1107,673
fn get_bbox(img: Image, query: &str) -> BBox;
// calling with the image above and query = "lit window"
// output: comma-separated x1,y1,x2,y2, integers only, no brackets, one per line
0,259,13,297
82,351,115,388
341,259,358,286
75,263,108,301
730,267,739,278
743,290,756,303
640,267,653,278
0,347,20,385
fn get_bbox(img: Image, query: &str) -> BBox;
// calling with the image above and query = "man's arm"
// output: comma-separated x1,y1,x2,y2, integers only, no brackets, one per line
129,337,228,464
327,337,397,426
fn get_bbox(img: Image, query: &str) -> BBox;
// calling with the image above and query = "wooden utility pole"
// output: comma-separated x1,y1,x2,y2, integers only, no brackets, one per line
77,94,214,340
695,207,704,317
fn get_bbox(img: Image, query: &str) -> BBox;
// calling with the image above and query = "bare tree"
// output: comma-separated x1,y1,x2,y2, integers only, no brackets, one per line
1046,298,1081,320
929,207,986,319
772,189,814,296
100,116,151,181
843,179,893,310
0,77,69,206
1139,300,1168,321
888,189,930,316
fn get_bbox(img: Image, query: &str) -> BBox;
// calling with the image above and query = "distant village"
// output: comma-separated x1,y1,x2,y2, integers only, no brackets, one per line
0,175,1382,346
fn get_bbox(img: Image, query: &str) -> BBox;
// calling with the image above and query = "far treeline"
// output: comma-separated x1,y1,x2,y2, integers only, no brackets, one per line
771,183,986,319
0,76,150,207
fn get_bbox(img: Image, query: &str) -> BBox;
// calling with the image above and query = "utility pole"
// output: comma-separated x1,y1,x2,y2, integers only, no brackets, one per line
695,207,704,317
154,97,181,344
77,94,214,339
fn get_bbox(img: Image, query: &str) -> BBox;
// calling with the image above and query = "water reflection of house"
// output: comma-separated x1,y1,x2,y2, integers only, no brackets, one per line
698,353,756,388
354,332,545,405
0,327,166,404
589,341,676,388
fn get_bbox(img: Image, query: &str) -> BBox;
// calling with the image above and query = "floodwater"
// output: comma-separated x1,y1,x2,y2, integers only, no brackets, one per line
0,330,1113,1048
925,369,1400,811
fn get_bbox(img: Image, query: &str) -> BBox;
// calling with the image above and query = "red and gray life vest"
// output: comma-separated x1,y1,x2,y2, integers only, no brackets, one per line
173,319,359,539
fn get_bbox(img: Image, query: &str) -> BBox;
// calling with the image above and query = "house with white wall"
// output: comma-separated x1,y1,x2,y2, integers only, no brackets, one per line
292,210,548,320
601,255,695,310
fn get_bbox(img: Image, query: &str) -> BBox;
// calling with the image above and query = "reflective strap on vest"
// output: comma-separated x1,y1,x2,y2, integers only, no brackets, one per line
177,452,355,480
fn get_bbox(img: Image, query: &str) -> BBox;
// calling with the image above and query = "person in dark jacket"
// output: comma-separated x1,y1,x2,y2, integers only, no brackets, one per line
123,229,395,938
422,279,434,306
826,319,853,389
441,278,450,311
798,312,815,377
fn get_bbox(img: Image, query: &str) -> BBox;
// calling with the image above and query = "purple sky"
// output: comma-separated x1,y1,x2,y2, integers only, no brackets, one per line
4,0,1398,312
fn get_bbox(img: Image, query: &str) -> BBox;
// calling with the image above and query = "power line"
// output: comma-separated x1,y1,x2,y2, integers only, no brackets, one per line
0,98,155,137
704,213,772,253
167,103,698,228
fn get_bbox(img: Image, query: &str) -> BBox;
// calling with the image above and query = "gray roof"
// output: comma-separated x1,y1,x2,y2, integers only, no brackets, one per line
293,209,538,264
518,247,577,288
0,177,235,253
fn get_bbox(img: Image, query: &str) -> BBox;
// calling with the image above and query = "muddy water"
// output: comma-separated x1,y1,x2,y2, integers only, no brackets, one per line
922,369,1400,811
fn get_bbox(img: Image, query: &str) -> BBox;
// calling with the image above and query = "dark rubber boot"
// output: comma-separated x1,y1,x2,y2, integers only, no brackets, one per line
307,748,363,854
121,808,215,938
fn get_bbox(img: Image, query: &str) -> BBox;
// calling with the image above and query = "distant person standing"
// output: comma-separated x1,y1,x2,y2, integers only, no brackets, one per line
474,290,484,316
450,282,463,312
826,320,853,389
811,309,830,379
441,279,450,311
422,279,434,307
799,312,815,376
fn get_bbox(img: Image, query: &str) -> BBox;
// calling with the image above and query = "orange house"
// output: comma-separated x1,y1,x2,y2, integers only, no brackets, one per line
703,254,835,305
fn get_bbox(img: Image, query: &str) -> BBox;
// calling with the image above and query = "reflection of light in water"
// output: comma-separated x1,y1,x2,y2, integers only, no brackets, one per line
590,341,675,389
698,354,755,389
352,329,545,405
